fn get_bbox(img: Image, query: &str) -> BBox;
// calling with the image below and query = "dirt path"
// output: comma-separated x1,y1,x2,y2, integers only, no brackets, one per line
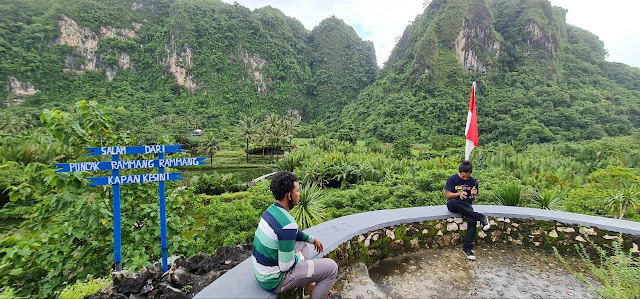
333,245,599,298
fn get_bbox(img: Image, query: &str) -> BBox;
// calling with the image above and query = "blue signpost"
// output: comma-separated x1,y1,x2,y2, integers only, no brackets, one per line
54,145,205,272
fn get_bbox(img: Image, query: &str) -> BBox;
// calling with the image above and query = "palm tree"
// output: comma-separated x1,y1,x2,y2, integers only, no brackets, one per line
266,113,281,132
237,117,257,163
255,125,268,156
265,114,285,161
200,132,218,163
607,186,640,219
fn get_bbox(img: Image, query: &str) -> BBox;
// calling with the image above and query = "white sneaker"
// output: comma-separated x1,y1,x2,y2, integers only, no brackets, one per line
482,218,491,231
463,249,476,261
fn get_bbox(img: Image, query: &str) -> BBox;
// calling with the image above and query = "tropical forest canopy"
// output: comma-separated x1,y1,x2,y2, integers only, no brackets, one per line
1,0,639,144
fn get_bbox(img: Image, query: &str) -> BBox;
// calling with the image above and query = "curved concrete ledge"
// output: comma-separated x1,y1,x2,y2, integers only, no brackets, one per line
194,205,640,299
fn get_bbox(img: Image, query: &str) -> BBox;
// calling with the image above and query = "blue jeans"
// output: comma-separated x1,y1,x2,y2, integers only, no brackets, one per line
446,199,485,251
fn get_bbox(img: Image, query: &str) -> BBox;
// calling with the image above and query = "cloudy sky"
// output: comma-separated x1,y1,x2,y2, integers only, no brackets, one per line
221,0,639,68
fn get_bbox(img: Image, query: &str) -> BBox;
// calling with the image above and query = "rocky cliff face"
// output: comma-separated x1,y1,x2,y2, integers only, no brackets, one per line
166,43,197,91
57,15,99,72
7,76,39,96
239,46,268,95
453,19,501,72
525,21,554,56
6,76,39,106
57,15,137,80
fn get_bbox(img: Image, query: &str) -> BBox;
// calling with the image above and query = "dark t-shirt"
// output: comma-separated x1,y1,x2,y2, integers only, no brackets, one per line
445,174,478,203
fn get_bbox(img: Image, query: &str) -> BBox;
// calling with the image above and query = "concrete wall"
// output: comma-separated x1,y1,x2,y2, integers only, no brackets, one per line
195,205,640,298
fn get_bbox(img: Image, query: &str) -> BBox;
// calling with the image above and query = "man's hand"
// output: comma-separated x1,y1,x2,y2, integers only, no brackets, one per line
312,239,324,253
471,187,477,196
459,191,467,200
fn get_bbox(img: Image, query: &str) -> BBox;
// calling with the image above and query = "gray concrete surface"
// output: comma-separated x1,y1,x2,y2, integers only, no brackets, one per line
194,205,640,298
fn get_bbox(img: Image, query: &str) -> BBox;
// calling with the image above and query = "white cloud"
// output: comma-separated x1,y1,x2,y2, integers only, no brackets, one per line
550,0,640,68
223,0,640,68
222,0,424,66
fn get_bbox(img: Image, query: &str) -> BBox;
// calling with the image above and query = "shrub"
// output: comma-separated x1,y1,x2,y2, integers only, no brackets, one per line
58,276,110,299
533,189,562,210
492,184,526,207
191,173,247,195
290,184,325,230
393,138,412,159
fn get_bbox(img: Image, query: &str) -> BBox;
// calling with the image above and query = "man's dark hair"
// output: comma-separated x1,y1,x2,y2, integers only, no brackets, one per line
270,171,298,201
459,160,473,173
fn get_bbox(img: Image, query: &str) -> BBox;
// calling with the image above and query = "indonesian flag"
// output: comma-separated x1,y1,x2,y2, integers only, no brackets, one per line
465,82,478,160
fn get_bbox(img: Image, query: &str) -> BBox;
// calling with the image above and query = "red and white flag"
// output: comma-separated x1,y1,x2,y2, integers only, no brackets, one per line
465,82,478,160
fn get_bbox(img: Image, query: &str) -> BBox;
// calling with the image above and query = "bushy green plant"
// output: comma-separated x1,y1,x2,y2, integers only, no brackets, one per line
58,276,110,299
533,189,562,210
310,136,334,151
277,152,301,172
364,138,383,153
290,184,326,230
393,138,412,159
191,173,247,195
492,184,526,207
0,103,194,297
191,199,261,254
337,129,357,145
412,169,453,192
555,234,640,299
0,287,17,299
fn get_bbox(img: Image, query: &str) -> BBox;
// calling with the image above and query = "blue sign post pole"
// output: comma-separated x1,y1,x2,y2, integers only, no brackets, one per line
158,152,169,272
112,154,122,271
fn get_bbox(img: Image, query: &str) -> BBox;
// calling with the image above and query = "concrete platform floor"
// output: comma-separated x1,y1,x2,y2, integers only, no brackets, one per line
332,245,598,298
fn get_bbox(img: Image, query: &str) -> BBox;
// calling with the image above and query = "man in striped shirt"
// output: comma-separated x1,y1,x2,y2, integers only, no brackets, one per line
252,171,338,298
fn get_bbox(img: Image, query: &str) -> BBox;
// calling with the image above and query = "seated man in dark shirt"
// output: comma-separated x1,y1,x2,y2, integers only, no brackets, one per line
445,160,490,260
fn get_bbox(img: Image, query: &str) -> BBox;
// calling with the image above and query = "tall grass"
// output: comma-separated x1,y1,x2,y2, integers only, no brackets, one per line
555,234,640,299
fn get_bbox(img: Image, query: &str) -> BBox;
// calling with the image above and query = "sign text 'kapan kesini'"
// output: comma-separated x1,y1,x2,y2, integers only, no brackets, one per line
87,172,184,186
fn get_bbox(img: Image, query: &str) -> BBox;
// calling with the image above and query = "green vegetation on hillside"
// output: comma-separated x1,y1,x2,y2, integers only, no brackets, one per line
341,0,640,143
1,0,377,142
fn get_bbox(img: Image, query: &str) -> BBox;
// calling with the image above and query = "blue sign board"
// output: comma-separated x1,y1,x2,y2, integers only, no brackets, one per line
85,145,184,156
87,172,184,186
54,157,206,172
52,145,205,272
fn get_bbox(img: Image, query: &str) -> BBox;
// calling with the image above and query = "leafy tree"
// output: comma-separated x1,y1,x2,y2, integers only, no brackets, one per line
393,138,412,159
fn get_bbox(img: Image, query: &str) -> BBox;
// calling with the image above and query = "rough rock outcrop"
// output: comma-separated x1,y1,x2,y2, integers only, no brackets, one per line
166,43,197,91
453,19,500,72
525,21,554,55
87,244,251,298
100,25,137,40
57,15,138,78
7,76,39,96
239,45,268,95
57,15,99,72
